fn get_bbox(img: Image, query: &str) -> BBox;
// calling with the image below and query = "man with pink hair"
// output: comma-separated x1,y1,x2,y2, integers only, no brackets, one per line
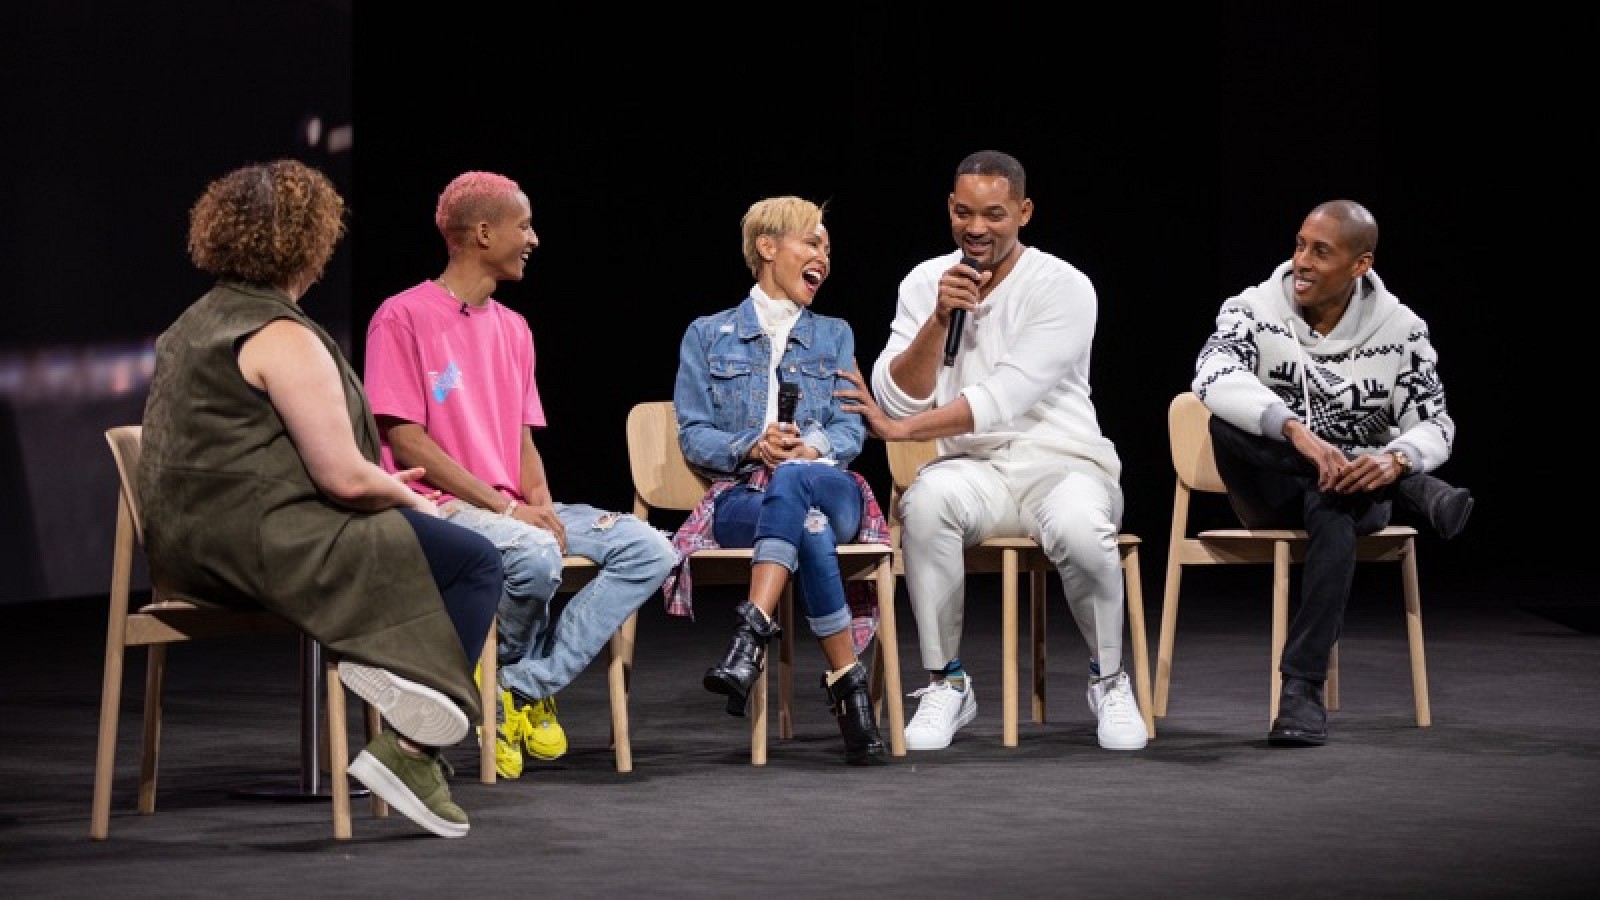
364,171,675,779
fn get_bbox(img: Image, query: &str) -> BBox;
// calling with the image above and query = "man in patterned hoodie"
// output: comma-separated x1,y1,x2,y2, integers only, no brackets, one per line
1193,198,1471,747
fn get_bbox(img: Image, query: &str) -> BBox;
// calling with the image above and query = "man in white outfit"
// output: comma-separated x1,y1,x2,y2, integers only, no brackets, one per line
837,150,1147,751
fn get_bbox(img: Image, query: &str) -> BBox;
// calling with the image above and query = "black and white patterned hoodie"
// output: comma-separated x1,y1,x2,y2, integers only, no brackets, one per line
1192,260,1454,473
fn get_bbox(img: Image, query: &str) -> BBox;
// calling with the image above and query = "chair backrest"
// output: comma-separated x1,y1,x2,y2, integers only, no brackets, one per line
105,425,147,545
1168,391,1227,495
885,440,937,496
625,401,714,515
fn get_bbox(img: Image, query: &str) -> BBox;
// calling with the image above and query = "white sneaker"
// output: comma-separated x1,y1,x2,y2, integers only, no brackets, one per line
1091,670,1148,750
338,661,469,747
904,678,977,750
1086,670,1109,715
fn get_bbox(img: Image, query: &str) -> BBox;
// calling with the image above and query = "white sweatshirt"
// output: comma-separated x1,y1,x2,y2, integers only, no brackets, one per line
1193,260,1454,472
870,247,1120,480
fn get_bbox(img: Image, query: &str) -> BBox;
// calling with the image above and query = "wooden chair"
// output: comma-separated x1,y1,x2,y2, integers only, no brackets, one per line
93,425,492,839
623,401,906,764
885,440,1155,744
474,558,642,776
1154,391,1431,728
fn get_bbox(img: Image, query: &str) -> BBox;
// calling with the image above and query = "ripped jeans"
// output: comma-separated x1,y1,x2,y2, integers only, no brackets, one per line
442,501,676,702
711,461,863,639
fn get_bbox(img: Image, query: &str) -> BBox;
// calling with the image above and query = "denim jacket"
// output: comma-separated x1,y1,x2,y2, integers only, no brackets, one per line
673,296,865,479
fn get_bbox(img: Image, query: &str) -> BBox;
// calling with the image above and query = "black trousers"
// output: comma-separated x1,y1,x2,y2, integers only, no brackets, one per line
1206,418,1391,681
398,507,502,664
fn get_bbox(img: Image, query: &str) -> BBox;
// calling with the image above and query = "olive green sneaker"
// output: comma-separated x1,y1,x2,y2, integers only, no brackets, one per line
348,729,469,838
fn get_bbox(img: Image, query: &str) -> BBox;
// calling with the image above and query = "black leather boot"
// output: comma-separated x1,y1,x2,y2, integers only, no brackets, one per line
823,661,888,766
1394,473,1474,541
1268,675,1328,747
703,601,780,717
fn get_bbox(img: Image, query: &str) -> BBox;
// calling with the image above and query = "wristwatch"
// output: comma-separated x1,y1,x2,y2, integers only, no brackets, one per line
1390,449,1412,475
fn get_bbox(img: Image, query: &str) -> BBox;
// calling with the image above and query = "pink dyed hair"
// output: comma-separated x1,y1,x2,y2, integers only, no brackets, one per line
434,171,524,246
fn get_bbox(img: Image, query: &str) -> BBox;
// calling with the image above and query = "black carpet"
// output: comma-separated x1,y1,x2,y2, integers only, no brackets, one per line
2,564,1596,898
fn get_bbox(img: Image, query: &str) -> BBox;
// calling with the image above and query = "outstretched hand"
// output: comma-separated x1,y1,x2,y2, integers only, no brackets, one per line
835,368,910,442
392,466,441,516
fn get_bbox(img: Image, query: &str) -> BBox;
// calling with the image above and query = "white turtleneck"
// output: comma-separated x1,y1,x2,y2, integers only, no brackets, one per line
750,284,801,423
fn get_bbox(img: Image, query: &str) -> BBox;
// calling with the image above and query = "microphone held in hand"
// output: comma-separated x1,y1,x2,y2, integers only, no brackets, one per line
777,379,801,424
943,255,981,366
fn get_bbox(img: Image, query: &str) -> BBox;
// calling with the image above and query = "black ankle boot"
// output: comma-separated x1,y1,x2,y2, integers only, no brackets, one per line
703,602,780,717
823,661,888,766
1268,675,1327,747
1395,473,1474,541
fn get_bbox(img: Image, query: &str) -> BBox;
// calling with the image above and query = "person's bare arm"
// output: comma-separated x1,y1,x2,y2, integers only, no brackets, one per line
515,428,566,550
383,418,506,512
239,319,435,514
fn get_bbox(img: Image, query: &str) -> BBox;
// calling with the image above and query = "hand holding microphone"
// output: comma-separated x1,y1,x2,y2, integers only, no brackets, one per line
943,255,982,366
755,379,803,467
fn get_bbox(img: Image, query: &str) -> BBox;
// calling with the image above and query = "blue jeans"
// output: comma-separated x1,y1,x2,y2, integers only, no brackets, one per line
442,501,676,702
712,462,862,639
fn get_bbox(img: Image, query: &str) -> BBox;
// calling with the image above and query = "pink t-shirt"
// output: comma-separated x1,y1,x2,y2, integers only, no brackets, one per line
364,280,545,502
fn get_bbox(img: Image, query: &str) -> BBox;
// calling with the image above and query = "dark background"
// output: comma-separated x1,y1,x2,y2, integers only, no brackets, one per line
0,3,1574,605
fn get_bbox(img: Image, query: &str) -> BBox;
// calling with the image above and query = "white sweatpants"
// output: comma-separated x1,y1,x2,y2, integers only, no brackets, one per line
899,442,1127,675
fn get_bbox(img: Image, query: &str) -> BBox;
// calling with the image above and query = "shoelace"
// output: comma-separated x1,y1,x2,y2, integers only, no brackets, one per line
907,683,962,725
528,697,558,728
1099,679,1138,725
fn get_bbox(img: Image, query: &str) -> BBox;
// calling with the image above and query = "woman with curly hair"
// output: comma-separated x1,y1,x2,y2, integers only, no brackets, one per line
138,159,502,838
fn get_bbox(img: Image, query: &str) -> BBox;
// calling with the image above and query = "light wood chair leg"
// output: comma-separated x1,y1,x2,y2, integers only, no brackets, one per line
478,620,497,784
1269,541,1290,727
1327,643,1341,710
364,699,387,819
1030,570,1048,725
1123,544,1155,739
1155,565,1183,717
138,644,167,815
91,574,130,840
1154,488,1191,718
324,655,352,840
1401,540,1431,726
868,642,884,723
1001,549,1019,748
778,585,794,741
750,663,769,766
607,610,637,773
874,557,906,757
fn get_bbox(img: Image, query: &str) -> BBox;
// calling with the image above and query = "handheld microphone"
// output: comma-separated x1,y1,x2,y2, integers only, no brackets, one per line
942,255,981,366
777,379,801,424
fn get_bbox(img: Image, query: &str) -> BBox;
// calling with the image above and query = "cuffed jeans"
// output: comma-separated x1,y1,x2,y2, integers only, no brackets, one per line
898,443,1127,674
442,501,676,702
1207,417,1391,681
712,461,863,639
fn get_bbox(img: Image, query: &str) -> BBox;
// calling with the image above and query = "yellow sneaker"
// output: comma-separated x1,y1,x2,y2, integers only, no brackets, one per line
523,696,569,761
473,665,528,780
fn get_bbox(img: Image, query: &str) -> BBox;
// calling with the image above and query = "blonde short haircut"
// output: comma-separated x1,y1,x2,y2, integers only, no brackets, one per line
740,196,825,278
